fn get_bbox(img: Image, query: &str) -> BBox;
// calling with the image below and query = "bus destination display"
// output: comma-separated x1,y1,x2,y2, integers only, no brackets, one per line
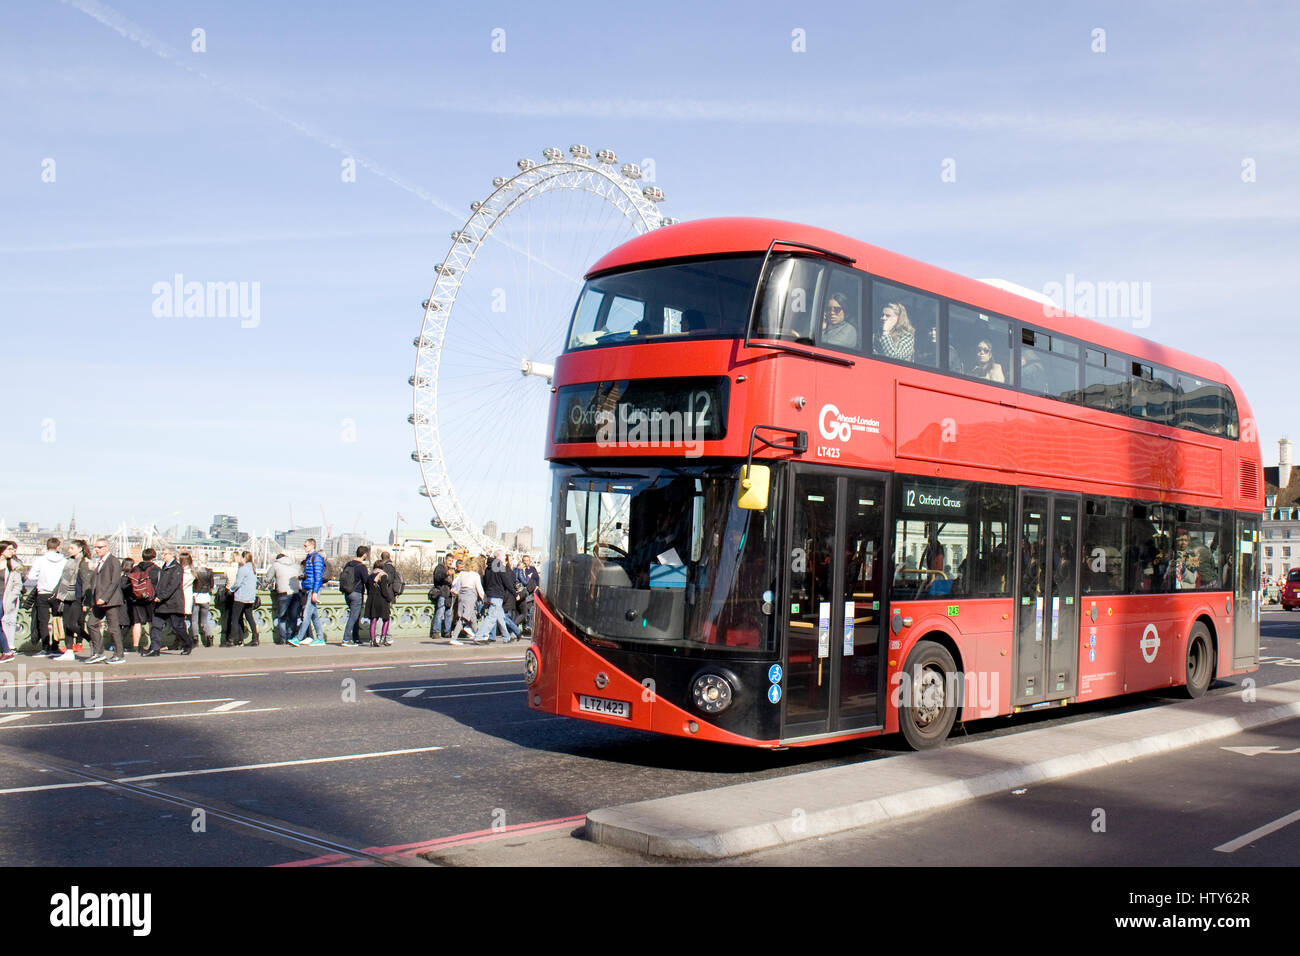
553,377,728,448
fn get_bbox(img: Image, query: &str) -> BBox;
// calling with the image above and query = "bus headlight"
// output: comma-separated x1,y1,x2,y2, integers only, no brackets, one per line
692,673,734,714
524,646,540,686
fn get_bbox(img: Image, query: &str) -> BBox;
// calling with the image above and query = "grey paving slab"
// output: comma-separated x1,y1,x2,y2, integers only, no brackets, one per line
584,680,1300,859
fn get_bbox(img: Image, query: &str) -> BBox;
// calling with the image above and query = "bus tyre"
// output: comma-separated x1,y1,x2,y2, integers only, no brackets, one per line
899,640,960,750
1181,623,1215,699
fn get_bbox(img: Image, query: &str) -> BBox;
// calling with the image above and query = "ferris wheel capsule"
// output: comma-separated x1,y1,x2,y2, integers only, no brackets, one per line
518,158,537,172
642,185,665,202
408,412,428,425
470,201,483,211
620,163,643,180
660,217,680,226
595,149,617,164
492,177,506,187
434,264,455,276
569,144,591,159
413,335,433,348
451,231,472,243
543,147,563,161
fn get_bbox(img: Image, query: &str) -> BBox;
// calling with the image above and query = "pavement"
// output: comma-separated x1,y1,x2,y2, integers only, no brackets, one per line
1,633,528,676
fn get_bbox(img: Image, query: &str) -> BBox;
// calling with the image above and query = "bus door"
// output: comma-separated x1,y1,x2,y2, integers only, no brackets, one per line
1014,491,1081,706
1233,518,1260,668
781,467,887,739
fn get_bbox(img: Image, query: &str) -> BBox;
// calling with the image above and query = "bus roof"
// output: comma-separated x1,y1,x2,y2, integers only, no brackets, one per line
587,217,1248,406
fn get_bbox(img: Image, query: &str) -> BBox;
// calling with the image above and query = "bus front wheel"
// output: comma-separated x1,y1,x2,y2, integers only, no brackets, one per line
899,640,960,750
1181,623,1215,698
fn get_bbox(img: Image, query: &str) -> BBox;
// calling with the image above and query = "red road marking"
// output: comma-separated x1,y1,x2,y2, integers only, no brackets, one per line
274,814,587,866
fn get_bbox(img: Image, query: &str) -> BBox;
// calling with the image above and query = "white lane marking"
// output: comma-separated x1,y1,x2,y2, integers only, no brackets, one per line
401,689,424,698
353,666,394,671
286,670,332,675
221,673,268,678
366,679,524,694
144,676,202,681
0,708,280,731
2,698,235,716
1215,808,1300,853
408,659,520,668
0,715,32,725
408,690,523,701
208,700,250,713
0,745,446,796
1220,745,1300,757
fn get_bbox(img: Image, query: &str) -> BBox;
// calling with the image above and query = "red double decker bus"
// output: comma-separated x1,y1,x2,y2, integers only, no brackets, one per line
524,218,1261,749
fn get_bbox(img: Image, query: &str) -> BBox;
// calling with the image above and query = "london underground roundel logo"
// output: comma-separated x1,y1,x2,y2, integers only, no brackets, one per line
1140,623,1160,664
819,404,851,442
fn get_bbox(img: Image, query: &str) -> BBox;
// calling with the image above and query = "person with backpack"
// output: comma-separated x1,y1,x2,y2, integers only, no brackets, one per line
429,553,455,640
289,539,327,646
265,551,299,645
364,559,396,646
128,548,161,656
338,546,370,647
24,537,67,657
475,550,521,644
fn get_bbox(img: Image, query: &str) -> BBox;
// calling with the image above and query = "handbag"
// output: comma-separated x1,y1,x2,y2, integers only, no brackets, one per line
21,588,36,610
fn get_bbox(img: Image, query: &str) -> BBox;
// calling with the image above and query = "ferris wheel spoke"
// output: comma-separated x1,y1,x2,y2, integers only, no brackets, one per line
410,145,671,552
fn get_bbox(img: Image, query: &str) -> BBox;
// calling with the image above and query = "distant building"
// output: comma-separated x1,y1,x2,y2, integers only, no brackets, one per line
210,514,247,543
276,526,323,552
483,521,498,541
1262,438,1300,585
328,533,371,558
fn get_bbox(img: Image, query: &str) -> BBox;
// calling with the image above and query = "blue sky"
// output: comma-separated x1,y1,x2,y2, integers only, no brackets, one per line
2,0,1297,541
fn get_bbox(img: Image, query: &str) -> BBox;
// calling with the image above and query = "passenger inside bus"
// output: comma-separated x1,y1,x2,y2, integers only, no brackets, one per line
874,302,915,361
969,340,1005,381
821,291,858,349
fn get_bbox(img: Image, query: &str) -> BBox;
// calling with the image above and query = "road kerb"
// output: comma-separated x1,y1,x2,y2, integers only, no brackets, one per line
585,682,1300,860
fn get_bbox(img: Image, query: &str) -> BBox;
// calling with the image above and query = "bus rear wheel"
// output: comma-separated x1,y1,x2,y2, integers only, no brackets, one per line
899,640,960,750
1181,623,1215,698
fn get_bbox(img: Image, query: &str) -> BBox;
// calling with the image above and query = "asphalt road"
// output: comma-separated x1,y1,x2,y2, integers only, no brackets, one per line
1,611,1295,866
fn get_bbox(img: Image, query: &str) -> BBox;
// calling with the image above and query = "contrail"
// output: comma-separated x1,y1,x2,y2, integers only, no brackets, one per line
58,0,464,218
55,0,591,284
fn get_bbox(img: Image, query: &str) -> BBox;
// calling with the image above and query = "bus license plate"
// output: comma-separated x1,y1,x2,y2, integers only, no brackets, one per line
578,695,631,719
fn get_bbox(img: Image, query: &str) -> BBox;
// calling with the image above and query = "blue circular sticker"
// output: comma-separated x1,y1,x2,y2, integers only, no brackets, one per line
1089,649,1096,662
768,664,783,684
767,683,782,704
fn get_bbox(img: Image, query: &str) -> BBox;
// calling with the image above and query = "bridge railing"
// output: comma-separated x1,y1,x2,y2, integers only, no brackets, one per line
7,590,442,651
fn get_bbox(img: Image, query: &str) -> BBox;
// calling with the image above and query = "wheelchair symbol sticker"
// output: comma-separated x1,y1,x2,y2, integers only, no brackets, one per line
768,664,783,684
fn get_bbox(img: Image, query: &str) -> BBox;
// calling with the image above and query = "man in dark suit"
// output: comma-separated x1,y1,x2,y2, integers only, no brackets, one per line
151,548,190,655
87,538,126,664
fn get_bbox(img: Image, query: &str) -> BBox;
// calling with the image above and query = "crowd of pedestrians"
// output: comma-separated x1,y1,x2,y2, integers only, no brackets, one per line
0,535,542,663
428,548,539,646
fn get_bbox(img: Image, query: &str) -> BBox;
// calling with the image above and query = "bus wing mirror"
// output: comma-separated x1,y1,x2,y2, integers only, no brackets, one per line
737,464,771,511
